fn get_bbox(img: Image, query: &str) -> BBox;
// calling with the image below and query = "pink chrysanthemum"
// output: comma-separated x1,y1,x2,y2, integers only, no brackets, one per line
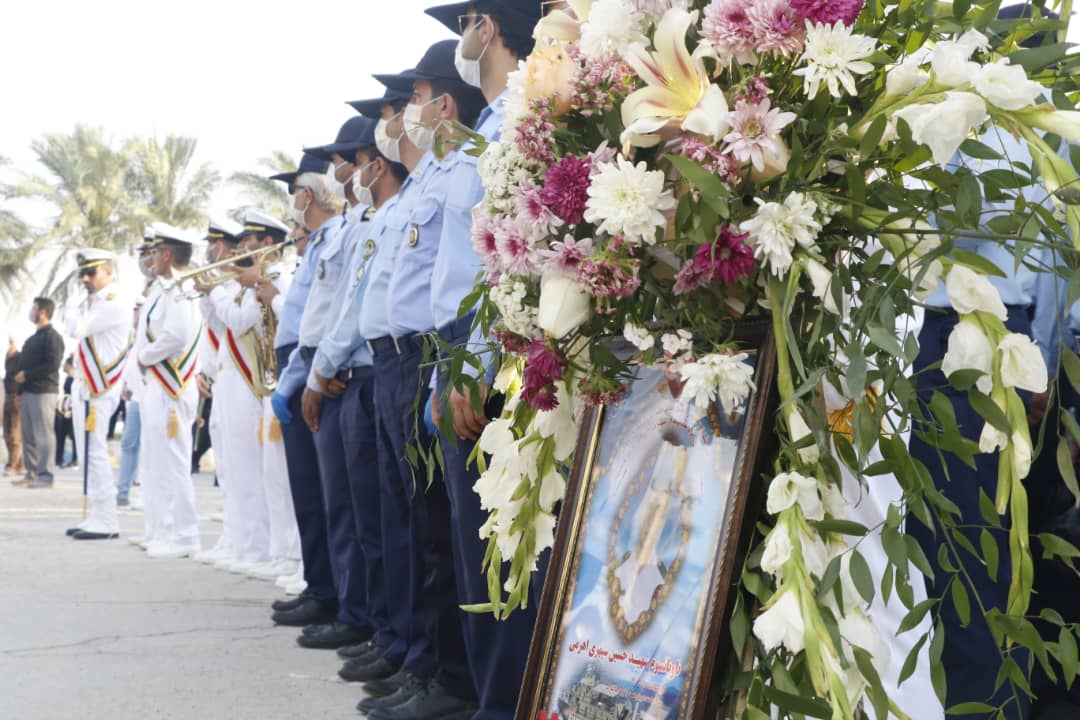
539,155,592,225
568,47,637,116
471,213,501,273
540,235,595,277
515,99,557,166
731,75,771,105
673,226,756,295
577,256,642,303
495,220,540,276
791,0,865,26
722,99,797,171
513,181,563,236
747,0,806,57
701,0,758,65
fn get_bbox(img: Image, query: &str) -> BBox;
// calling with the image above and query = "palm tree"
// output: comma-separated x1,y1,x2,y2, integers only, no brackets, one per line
0,156,32,302
7,126,142,297
127,135,219,228
228,151,296,220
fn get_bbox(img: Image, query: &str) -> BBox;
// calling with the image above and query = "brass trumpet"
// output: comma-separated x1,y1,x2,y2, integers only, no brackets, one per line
169,242,289,286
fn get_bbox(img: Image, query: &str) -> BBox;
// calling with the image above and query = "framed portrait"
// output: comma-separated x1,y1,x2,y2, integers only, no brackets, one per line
518,321,777,720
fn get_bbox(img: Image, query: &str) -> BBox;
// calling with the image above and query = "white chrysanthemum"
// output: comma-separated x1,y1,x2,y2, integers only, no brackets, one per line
794,21,876,99
740,192,822,276
579,0,649,59
623,321,655,352
583,156,675,244
679,352,755,413
489,276,539,338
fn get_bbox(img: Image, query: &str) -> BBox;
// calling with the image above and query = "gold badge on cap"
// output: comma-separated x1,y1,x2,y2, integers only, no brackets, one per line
408,226,419,247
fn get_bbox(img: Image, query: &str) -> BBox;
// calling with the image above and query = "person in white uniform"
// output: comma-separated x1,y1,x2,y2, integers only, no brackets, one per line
206,209,290,577
63,249,133,540
137,224,204,559
192,217,244,565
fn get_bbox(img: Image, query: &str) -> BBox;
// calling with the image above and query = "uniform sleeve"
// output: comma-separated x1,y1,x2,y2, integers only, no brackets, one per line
276,347,308,399
210,285,260,334
138,292,196,366
77,295,132,339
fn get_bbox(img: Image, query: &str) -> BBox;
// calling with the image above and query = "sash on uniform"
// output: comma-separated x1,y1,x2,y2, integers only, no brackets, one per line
207,327,221,352
145,298,201,400
77,336,131,398
224,328,261,398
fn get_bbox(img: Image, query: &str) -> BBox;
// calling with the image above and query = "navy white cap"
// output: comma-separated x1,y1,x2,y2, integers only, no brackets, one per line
237,209,289,240
75,248,115,271
151,222,204,248
205,216,243,244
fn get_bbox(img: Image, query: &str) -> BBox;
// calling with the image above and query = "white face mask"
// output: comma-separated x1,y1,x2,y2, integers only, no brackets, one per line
326,167,346,200
375,118,402,163
454,21,489,89
403,95,443,152
351,160,379,208
290,191,310,227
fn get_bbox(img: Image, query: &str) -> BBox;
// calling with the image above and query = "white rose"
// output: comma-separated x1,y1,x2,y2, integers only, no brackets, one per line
753,589,806,653
760,524,793,576
979,422,1009,453
931,41,980,87
973,60,1045,110
537,273,591,339
1012,430,1033,478
998,333,1049,393
941,318,994,394
885,54,929,97
766,470,824,521
805,258,847,315
893,92,988,165
945,265,1008,320
787,408,822,464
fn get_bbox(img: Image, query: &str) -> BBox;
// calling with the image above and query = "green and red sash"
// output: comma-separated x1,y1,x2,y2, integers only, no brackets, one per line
224,328,260,398
77,336,131,398
145,299,201,399
206,327,221,353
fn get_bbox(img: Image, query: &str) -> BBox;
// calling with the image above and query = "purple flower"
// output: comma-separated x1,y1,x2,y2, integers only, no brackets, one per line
522,341,566,411
747,0,806,57
732,75,771,106
673,226,756,294
539,155,592,225
723,98,797,172
516,99,558,165
790,0,865,26
540,235,595,277
577,256,642,304
676,137,741,187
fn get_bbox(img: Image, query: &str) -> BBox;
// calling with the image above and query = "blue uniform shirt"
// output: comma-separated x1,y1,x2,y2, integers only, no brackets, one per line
431,152,484,330
385,152,448,337
358,184,412,341
297,212,356,348
276,216,345,398
475,90,507,143
1032,249,1075,372
309,206,392,389
925,127,1057,309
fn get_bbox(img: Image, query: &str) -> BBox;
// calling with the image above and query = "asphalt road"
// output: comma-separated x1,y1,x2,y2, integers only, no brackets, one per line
0,461,364,720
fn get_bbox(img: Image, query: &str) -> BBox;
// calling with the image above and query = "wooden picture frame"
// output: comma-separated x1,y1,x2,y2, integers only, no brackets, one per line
517,320,777,720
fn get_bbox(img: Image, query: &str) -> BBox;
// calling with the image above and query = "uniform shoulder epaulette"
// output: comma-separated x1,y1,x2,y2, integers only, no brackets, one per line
268,271,281,280
105,292,117,301
362,207,376,222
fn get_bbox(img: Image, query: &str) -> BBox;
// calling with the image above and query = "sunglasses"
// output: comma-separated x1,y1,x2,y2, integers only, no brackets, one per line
78,267,98,278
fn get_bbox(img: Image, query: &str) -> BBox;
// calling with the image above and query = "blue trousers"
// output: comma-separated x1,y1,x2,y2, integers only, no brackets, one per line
373,340,470,695
275,345,335,605
314,380,373,633
907,307,1032,720
116,400,140,503
437,319,539,720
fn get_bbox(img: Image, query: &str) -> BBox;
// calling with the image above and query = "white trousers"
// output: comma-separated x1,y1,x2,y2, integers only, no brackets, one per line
72,387,120,534
206,394,233,555
263,396,300,562
215,365,269,563
139,380,200,546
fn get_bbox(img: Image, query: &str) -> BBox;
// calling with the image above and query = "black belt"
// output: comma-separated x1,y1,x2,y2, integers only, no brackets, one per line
299,346,316,362
337,365,373,383
366,333,425,358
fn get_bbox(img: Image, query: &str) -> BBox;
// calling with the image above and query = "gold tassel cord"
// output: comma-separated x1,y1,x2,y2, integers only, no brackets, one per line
258,416,265,446
85,405,97,432
268,416,282,443
167,409,179,439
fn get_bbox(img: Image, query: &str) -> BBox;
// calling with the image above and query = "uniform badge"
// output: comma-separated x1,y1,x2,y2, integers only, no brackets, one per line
408,226,419,247
363,239,376,260
355,266,366,284
106,292,116,301
363,207,376,221
318,260,326,279
269,271,281,280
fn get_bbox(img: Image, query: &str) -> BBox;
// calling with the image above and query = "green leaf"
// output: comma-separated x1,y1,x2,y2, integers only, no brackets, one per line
1058,437,1080,508
960,139,1003,160
899,633,929,684
898,597,936,633
1009,42,1073,72
951,579,971,627
968,390,1011,434
860,114,888,159
761,687,831,718
956,173,982,227
980,528,1000,582
946,702,997,714
867,323,905,356
1038,532,1080,559
666,154,731,204
814,518,869,536
850,549,875,604
854,646,889,720
947,368,990,392
905,535,935,583
1063,349,1080,394
951,248,1008,278
1059,626,1079,688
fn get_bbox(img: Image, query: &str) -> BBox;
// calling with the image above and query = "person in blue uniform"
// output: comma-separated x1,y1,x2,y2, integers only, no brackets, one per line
267,152,343,628
422,4,545,720
356,40,486,720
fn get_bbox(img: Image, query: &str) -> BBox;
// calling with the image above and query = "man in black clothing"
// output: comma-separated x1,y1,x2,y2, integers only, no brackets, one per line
3,337,24,476
13,298,65,489
54,357,76,468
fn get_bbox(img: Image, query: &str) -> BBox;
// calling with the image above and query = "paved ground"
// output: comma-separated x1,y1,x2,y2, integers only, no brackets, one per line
0,457,364,720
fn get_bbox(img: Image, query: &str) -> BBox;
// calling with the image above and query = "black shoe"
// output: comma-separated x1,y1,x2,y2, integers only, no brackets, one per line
65,527,83,537
295,621,370,649
271,597,336,627
368,679,472,720
357,673,424,714
302,621,333,636
337,638,380,659
116,498,130,507
339,655,397,683
271,596,304,612
26,478,53,489
72,530,119,540
362,668,410,696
